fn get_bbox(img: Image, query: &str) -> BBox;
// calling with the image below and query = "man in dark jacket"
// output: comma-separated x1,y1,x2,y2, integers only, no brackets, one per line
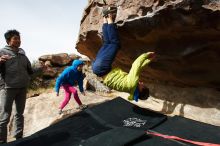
0,30,33,143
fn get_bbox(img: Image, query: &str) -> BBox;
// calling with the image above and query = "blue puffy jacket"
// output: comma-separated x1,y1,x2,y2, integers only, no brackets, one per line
55,60,84,93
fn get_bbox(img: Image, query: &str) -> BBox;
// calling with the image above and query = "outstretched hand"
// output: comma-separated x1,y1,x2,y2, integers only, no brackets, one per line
0,55,11,63
56,92,59,96
147,52,156,60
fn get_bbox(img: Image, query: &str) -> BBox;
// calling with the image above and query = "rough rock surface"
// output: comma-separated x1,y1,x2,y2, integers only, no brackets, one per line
83,64,111,93
75,0,220,126
39,53,81,67
76,0,220,88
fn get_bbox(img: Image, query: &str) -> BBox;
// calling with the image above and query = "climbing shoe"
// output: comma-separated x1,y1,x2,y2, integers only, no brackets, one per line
102,6,117,17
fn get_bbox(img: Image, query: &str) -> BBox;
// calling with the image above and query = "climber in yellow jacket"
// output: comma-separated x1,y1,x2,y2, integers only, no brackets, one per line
92,7,155,101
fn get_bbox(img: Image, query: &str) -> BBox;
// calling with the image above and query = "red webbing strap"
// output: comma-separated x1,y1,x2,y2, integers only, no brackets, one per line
146,131,220,146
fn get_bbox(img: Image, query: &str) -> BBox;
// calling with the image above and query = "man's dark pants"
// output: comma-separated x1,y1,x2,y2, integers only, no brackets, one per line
92,23,120,77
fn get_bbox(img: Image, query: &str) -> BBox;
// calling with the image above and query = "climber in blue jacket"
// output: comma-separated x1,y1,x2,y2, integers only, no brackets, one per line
55,60,87,114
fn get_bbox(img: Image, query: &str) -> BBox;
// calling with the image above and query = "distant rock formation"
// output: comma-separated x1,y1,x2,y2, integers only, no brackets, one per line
29,53,110,96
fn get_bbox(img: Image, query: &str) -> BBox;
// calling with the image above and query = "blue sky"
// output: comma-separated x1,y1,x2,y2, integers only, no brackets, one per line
0,0,88,62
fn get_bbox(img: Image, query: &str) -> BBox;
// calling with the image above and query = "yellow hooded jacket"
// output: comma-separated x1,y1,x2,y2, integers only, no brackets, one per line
103,53,152,100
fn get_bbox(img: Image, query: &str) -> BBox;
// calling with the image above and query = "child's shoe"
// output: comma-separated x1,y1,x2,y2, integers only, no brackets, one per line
58,109,63,115
77,104,88,110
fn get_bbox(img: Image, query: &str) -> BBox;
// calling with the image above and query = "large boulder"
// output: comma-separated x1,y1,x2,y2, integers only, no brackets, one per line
76,0,220,88
69,53,81,61
50,53,72,66
39,53,72,66
76,0,220,125
42,67,57,78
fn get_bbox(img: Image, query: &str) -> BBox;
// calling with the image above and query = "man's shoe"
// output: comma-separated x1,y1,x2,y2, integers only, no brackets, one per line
102,6,117,17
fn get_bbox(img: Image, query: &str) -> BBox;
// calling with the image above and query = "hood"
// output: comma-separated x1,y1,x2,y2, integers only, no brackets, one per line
72,60,84,70
4,45,26,55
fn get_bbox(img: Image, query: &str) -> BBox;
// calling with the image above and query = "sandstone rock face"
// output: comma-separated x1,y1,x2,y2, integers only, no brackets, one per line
37,53,80,78
50,53,72,66
42,67,58,78
76,0,220,88
39,53,72,66
69,53,81,61
76,0,220,125
83,65,111,93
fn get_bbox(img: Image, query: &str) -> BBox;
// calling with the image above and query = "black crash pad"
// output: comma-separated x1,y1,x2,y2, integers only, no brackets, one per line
86,97,167,130
127,116,220,146
151,116,220,145
81,127,145,146
4,97,167,146
5,112,111,146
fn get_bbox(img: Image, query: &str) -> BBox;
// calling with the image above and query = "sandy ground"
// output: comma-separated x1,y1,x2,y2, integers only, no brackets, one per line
7,89,129,142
